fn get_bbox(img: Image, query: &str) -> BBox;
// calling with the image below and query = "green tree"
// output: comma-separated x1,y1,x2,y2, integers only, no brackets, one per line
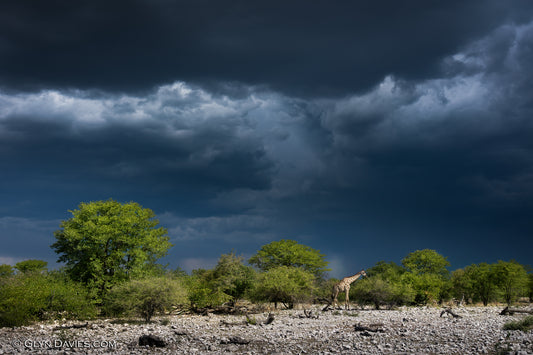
207,252,256,305
492,260,528,305
14,259,48,274
186,274,232,311
451,268,475,304
466,263,498,306
0,264,14,277
52,199,172,298
367,261,405,280
401,250,451,304
0,272,96,327
104,276,187,322
354,261,414,308
402,249,450,276
248,239,330,278
184,253,255,310
248,266,315,309
528,273,533,302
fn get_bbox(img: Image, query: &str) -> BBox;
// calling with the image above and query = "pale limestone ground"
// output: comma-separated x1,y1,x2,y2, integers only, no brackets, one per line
1,306,532,354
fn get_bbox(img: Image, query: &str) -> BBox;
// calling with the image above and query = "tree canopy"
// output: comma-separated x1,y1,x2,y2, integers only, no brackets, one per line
51,199,171,296
248,239,330,278
14,259,48,274
402,249,450,276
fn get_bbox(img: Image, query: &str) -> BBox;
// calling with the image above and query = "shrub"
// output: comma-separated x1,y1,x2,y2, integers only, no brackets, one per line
14,259,48,274
248,266,315,309
249,239,330,278
492,260,529,306
185,275,232,310
206,252,256,305
503,316,533,332
0,264,14,277
351,277,415,309
0,272,96,327
104,276,187,322
313,277,339,302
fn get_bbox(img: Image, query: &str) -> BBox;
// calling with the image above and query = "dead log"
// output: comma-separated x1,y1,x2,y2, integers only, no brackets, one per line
220,319,246,326
299,309,319,319
440,308,462,319
500,307,533,315
263,313,275,325
220,336,250,345
354,323,384,333
53,322,89,331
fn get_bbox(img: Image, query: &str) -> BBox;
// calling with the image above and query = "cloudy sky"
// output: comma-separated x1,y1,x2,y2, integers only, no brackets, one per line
1,0,532,277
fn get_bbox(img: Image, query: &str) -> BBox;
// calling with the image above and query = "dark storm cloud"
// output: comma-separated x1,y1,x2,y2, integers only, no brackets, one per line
0,84,280,218
2,0,532,96
1,2,533,274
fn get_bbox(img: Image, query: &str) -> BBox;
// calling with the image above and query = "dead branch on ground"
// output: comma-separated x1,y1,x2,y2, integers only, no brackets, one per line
440,308,462,319
354,323,384,333
53,322,89,331
500,306,533,315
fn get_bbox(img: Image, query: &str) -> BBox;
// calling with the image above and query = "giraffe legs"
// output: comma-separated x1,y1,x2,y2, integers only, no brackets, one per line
344,286,350,310
332,288,340,309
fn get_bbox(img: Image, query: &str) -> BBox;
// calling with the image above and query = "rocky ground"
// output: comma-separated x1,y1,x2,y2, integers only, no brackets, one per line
1,306,532,354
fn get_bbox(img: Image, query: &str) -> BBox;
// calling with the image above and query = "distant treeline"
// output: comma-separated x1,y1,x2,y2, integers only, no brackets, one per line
1,200,531,327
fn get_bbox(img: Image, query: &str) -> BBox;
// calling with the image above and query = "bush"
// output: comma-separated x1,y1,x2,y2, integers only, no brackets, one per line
0,264,14,277
206,252,256,305
492,260,529,305
351,277,415,309
104,276,187,322
313,278,339,302
249,239,330,278
503,316,533,332
185,274,232,310
14,259,48,274
248,266,315,309
184,253,256,311
0,272,96,327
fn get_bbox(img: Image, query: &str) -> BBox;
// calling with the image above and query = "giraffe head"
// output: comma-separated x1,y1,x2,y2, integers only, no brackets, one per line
360,269,367,278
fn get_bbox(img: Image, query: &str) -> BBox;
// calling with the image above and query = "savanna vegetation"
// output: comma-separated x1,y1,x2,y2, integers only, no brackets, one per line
1,199,531,328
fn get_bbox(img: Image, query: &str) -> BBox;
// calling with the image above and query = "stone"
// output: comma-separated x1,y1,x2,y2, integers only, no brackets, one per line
138,334,167,347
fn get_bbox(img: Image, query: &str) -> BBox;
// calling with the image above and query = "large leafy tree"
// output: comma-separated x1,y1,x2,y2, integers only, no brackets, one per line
248,239,330,278
402,249,450,276
208,252,256,304
401,249,451,304
466,263,498,306
52,200,171,296
354,261,414,309
492,260,528,305
248,266,315,309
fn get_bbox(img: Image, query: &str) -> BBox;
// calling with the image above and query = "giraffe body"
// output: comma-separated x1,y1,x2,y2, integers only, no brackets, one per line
332,270,366,310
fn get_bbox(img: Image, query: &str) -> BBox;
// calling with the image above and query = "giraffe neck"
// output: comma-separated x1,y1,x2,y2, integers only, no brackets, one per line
343,271,364,285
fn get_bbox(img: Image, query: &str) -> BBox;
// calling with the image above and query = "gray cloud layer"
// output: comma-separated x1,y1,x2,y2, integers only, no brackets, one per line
1,0,532,96
1,3,532,273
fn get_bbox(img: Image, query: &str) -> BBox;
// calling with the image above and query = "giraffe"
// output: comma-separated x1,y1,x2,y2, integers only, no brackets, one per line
331,269,367,310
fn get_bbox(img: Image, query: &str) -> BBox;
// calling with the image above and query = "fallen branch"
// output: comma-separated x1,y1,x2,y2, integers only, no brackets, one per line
500,307,533,316
221,336,250,345
299,309,319,319
53,322,89,331
354,323,384,333
220,319,246,326
440,308,462,319
320,297,336,312
263,313,275,325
